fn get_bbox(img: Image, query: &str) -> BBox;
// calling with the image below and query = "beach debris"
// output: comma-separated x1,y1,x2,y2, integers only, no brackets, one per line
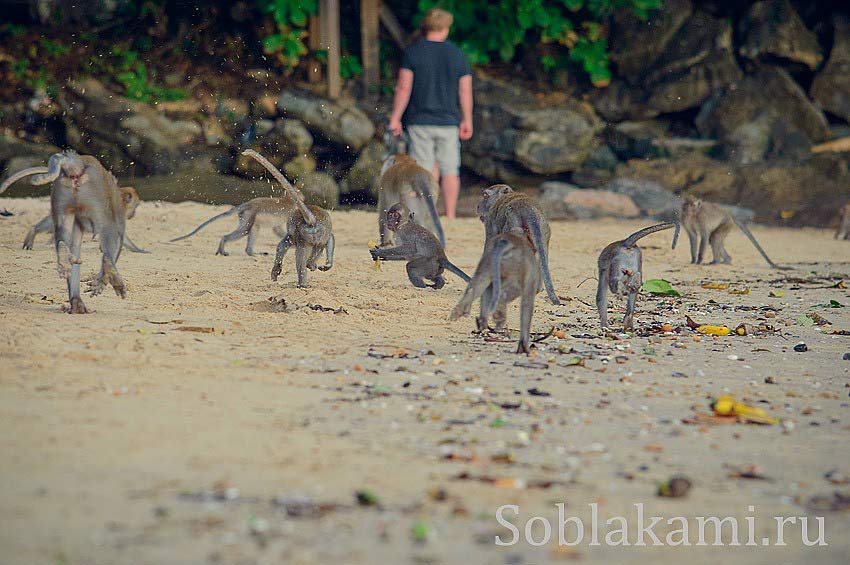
641,279,681,296
793,343,808,352
355,489,380,507
725,463,773,481
804,492,850,513
825,470,850,485
697,325,731,336
712,394,779,425
658,476,691,498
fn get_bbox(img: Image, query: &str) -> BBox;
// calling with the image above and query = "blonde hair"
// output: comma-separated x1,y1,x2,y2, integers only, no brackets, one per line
420,8,453,33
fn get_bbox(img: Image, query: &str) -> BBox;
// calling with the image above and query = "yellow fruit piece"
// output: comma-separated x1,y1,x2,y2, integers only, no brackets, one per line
712,394,779,424
713,395,735,415
701,283,728,290
729,288,750,295
367,239,377,249
697,325,731,336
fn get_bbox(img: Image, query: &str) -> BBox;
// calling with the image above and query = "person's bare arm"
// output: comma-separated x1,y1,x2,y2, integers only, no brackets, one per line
459,74,473,140
389,69,414,136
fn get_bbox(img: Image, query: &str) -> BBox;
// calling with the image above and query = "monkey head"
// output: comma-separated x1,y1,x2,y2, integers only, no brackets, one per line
120,187,140,219
386,202,412,232
477,184,513,221
681,195,702,219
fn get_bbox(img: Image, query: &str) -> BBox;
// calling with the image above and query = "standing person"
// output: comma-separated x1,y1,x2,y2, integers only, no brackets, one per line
388,8,473,219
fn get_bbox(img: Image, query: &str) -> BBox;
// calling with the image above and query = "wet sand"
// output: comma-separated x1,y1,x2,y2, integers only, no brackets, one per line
1,197,849,564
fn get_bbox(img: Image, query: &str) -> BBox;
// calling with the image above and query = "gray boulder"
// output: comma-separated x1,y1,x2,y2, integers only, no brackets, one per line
810,15,850,123
696,66,831,163
277,90,374,152
295,171,339,209
739,0,823,70
62,79,202,175
344,140,385,196
539,181,641,220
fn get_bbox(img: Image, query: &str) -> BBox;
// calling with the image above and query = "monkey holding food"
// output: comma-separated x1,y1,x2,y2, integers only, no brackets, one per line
1,150,129,313
23,186,148,253
376,154,445,248
596,222,679,332
369,202,469,289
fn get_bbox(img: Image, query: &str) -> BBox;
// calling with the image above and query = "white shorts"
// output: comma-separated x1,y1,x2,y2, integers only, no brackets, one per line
406,125,461,177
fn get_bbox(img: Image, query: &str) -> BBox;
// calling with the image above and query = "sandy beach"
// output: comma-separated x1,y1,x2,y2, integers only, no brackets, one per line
0,196,848,564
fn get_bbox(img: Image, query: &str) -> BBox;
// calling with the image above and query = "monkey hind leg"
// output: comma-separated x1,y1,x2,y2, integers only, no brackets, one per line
405,258,433,289
475,286,493,331
596,269,609,330
24,215,53,250
217,217,252,256
516,280,536,355
92,226,126,298
429,275,446,289
245,226,262,256
65,223,87,313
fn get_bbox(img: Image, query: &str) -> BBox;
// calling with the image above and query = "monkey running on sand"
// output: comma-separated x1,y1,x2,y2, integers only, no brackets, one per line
450,231,541,354
21,186,148,253
370,202,469,289
0,150,129,313
240,149,335,288
170,195,303,256
596,222,679,332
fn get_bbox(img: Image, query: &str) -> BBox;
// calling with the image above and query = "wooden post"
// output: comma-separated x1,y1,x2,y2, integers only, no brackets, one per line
306,15,322,83
320,0,341,99
361,0,381,96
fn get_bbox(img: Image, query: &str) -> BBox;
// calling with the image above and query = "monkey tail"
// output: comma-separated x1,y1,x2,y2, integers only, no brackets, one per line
416,173,446,248
731,216,788,270
169,208,238,242
527,214,560,305
622,222,677,247
241,149,316,225
487,237,510,314
0,166,50,194
444,260,471,283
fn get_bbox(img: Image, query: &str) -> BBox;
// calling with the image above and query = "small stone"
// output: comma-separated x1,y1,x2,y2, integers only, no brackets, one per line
764,376,777,384
843,352,850,361
793,343,808,352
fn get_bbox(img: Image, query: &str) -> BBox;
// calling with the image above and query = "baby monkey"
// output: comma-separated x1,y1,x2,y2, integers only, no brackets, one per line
450,232,541,354
835,203,850,240
596,222,679,332
370,202,469,289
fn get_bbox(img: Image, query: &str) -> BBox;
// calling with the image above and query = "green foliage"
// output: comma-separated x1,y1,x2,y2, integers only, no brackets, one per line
415,0,662,86
258,0,317,69
340,54,363,80
88,45,186,103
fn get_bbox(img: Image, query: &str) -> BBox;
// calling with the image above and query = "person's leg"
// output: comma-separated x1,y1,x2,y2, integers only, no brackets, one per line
406,126,436,176
435,126,461,219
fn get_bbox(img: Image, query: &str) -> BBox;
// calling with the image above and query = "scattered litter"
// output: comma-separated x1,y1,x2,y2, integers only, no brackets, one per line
658,476,691,498
712,394,779,425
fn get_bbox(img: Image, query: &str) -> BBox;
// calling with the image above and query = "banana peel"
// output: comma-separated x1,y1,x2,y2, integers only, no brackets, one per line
367,240,382,271
697,325,731,336
712,394,779,425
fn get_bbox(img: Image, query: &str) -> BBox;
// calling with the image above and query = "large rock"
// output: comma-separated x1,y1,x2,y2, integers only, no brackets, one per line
596,10,742,119
0,136,62,180
605,178,682,220
277,90,374,152
62,79,202,175
640,12,742,115
295,171,339,209
614,154,739,203
739,0,823,70
343,140,385,196
610,0,693,84
538,182,641,220
464,74,603,180
696,66,831,163
810,15,850,123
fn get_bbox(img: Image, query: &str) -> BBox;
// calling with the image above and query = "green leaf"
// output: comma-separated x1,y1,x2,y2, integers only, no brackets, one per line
412,520,431,542
641,279,682,296
491,416,507,428
796,314,815,327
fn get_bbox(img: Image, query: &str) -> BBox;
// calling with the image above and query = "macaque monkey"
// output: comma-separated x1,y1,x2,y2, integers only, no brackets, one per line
0,151,128,313
835,203,850,240
596,222,679,332
22,186,148,253
369,202,469,289
450,232,541,354
477,184,560,305
241,150,334,287
681,195,787,269
170,195,302,256
377,154,445,248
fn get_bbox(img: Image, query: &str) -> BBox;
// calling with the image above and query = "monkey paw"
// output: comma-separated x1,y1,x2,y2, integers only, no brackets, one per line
449,304,468,320
86,276,105,296
318,264,332,271
216,249,229,257
56,242,81,277
270,266,282,281
68,297,89,314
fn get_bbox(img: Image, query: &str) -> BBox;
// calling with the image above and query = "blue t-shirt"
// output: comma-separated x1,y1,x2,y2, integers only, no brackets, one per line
401,39,471,126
